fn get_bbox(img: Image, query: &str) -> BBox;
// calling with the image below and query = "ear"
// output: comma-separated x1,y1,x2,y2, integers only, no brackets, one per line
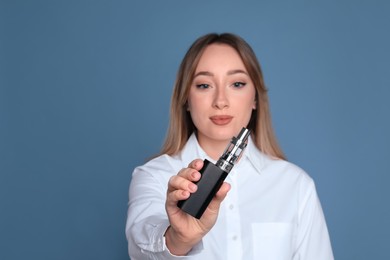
252,99,257,110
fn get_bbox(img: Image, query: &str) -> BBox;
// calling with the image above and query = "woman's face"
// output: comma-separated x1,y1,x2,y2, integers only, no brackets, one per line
187,43,256,149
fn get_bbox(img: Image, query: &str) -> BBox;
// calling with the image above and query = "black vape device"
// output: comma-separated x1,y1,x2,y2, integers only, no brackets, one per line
177,127,251,219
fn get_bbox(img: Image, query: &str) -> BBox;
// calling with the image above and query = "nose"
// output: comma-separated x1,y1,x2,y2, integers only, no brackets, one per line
212,87,229,109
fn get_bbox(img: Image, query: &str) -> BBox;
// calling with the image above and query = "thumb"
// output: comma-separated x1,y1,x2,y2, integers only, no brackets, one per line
207,182,231,213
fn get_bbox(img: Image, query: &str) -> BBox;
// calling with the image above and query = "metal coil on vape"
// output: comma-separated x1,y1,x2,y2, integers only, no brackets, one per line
216,127,250,173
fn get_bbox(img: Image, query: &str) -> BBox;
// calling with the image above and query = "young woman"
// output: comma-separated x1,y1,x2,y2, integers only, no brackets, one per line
126,33,334,259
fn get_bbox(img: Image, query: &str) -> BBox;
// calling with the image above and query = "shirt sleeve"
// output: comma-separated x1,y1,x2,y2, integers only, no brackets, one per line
125,165,203,260
293,177,334,260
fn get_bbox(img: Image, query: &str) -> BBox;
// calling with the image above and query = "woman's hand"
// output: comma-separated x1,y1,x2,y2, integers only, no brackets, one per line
165,159,230,256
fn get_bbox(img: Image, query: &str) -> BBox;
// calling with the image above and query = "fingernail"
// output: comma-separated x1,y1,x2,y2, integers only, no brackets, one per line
195,160,202,168
191,171,199,179
189,183,197,192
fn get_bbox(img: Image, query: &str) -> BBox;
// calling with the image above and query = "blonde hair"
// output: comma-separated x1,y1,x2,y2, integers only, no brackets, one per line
159,33,285,160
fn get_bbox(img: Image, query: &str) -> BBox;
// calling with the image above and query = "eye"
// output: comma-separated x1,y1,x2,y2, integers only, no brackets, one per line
196,83,210,89
232,82,246,88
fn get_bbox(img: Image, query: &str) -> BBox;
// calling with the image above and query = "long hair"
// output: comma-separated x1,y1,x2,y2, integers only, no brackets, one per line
159,33,285,160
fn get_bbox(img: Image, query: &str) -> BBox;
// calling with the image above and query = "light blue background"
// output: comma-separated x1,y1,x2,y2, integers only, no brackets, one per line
1,1,389,259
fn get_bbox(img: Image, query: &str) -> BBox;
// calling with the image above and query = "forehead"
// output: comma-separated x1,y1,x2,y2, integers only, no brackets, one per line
195,43,246,72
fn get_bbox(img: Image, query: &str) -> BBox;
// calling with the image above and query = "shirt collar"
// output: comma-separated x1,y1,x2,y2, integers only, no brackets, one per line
179,133,268,174
246,134,267,174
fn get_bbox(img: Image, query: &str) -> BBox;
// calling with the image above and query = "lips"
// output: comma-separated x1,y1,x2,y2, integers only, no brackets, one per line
209,115,233,125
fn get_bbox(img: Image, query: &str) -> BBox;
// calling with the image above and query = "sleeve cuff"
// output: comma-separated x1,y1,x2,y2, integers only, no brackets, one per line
162,235,204,257
161,223,204,257
131,217,204,258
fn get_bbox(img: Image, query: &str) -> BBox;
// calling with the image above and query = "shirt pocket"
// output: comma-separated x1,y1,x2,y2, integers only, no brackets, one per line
252,222,294,260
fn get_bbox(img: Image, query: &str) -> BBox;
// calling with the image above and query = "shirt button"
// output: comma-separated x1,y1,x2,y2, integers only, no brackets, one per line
232,235,238,241
229,204,234,210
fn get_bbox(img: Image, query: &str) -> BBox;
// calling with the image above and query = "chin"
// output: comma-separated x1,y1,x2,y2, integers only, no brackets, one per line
211,127,240,140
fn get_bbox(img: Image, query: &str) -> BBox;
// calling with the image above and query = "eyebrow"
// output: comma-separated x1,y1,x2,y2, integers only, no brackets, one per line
193,71,213,78
193,69,248,78
227,69,248,76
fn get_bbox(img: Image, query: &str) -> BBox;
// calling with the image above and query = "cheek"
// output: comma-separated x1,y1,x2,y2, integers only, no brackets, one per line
187,97,203,121
239,92,257,121
242,90,257,110
187,94,208,112
250,89,257,109
187,103,205,130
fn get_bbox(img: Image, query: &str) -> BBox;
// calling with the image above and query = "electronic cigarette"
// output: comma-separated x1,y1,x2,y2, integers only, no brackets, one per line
177,127,251,219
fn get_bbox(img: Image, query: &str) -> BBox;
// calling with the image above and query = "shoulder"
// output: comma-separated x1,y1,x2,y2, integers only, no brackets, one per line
266,157,312,182
248,138,312,183
247,141,315,190
131,135,199,182
270,159,315,190
133,153,183,178
128,154,183,195
259,156,319,207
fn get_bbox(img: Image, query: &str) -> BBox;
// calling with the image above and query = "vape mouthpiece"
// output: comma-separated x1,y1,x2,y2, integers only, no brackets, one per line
216,127,251,173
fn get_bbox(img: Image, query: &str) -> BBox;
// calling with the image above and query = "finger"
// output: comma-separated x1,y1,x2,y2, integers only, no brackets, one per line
166,189,191,206
188,159,204,171
176,167,201,183
167,174,198,193
215,182,231,200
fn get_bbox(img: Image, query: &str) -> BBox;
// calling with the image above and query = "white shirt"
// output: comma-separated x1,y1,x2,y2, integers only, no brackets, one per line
126,134,334,260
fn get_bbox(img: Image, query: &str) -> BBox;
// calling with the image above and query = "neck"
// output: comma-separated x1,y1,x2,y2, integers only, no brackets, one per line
198,138,229,161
